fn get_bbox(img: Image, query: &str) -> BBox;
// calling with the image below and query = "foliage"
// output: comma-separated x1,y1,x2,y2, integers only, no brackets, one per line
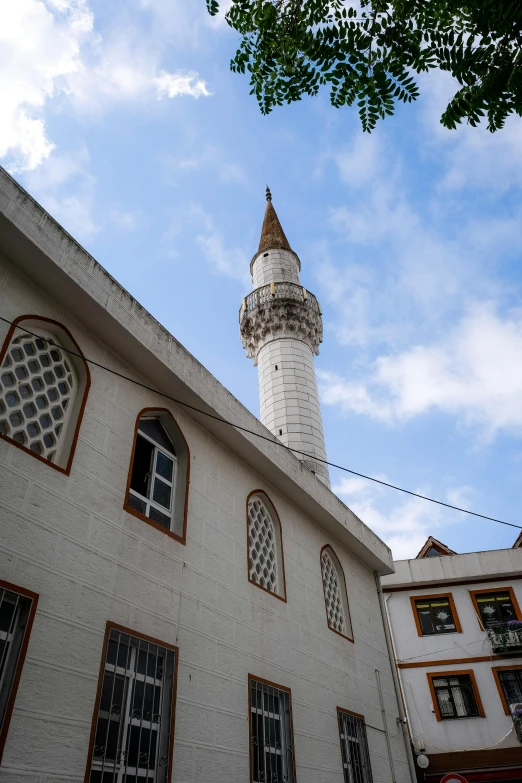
205,0,522,132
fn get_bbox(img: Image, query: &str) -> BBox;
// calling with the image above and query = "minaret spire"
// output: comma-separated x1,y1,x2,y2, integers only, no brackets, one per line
239,191,330,486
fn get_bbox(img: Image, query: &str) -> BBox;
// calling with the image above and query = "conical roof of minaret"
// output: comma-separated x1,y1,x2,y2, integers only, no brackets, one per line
258,186,292,253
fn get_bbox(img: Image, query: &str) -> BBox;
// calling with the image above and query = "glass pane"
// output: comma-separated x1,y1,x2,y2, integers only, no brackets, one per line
127,492,147,515
153,478,171,510
129,435,154,499
417,608,434,635
138,418,175,454
156,451,173,482
149,506,171,529
0,597,16,633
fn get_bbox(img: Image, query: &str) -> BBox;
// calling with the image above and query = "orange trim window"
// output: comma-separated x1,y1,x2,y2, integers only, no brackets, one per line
248,674,296,783
0,315,90,474
246,491,287,602
470,586,522,630
410,593,462,637
492,665,522,715
0,579,39,763
123,409,190,545
84,622,179,783
427,670,485,721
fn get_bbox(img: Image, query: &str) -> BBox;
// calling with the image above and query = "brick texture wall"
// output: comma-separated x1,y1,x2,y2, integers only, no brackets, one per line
0,251,410,783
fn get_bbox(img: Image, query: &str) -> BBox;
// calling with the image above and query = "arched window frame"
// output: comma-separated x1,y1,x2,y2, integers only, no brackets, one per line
0,314,90,475
123,408,190,544
320,544,353,642
246,490,287,602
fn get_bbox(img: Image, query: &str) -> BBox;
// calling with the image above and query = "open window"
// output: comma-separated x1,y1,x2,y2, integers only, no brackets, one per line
320,545,353,642
0,315,90,473
124,409,190,543
246,491,286,601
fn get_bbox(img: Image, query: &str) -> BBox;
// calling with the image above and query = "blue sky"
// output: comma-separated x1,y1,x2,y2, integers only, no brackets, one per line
3,0,522,559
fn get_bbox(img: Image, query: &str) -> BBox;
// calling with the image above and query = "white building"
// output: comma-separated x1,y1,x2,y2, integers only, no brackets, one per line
382,536,522,782
0,167,415,783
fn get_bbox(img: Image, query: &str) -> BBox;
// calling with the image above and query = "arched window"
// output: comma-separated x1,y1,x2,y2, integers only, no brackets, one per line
246,490,286,601
320,545,353,641
0,315,90,473
124,408,190,543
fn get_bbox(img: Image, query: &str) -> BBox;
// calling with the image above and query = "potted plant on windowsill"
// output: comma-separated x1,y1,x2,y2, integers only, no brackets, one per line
487,620,522,652
511,706,522,742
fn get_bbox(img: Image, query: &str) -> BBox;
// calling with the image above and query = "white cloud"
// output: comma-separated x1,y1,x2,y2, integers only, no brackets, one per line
321,305,522,440
333,474,467,560
196,230,250,284
0,0,210,173
166,146,246,184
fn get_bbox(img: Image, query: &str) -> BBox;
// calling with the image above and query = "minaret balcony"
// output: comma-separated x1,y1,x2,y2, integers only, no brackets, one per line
240,282,321,322
239,282,323,362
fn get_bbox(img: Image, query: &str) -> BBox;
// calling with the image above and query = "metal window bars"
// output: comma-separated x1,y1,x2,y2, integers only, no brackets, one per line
432,675,479,719
0,587,32,733
337,710,373,783
128,424,177,531
250,679,294,783
89,629,175,783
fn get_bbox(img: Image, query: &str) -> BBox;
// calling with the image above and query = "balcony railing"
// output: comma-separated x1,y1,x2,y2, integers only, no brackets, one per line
487,621,522,653
239,282,321,323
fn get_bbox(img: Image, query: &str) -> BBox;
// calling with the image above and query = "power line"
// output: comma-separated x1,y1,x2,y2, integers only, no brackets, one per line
1,314,521,531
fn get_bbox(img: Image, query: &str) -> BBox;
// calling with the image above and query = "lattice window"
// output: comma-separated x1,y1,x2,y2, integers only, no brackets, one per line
0,330,78,463
87,627,176,783
321,547,351,638
250,677,295,783
337,709,373,783
0,582,38,762
248,495,279,595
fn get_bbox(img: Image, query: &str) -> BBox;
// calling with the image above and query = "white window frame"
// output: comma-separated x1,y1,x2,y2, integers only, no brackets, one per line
88,627,176,783
129,423,178,528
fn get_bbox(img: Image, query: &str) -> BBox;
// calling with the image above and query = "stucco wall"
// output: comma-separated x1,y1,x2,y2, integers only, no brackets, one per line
0,253,410,782
385,574,522,755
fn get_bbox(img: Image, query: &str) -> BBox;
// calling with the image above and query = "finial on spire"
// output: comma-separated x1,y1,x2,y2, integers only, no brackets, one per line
266,185,272,202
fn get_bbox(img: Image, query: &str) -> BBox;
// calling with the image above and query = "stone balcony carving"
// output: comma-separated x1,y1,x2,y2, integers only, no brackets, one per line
239,282,323,362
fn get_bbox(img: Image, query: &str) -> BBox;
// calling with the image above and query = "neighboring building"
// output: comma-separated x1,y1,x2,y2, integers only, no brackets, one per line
382,536,522,782
0,167,414,783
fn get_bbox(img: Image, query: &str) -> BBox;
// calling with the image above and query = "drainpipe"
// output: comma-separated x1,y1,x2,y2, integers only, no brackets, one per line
375,571,418,783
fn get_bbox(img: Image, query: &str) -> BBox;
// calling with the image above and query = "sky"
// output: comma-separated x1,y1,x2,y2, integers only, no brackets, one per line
3,0,522,560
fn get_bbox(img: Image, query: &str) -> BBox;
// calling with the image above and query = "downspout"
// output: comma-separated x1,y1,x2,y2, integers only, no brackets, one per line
375,571,418,783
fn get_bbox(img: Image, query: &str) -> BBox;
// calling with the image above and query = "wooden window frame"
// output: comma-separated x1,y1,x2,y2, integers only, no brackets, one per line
123,408,190,545
410,592,462,637
0,314,91,475
336,707,373,783
469,586,522,630
320,544,354,643
427,669,485,722
492,665,522,715
246,490,287,603
0,579,39,763
248,673,296,783
84,621,179,783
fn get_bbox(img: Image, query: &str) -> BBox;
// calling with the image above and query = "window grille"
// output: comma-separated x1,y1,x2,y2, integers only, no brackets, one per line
87,627,176,783
498,669,522,706
0,584,37,757
128,419,177,531
431,674,480,719
250,678,295,783
0,331,78,463
414,597,457,635
248,496,278,594
321,548,348,636
337,710,373,783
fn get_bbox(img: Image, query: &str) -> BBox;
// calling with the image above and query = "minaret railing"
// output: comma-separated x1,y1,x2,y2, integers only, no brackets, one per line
240,282,321,323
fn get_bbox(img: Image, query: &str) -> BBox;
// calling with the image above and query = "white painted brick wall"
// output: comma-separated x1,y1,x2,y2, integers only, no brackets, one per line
0,253,410,783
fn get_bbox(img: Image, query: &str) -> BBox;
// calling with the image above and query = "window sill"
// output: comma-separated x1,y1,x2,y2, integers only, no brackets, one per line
123,502,186,545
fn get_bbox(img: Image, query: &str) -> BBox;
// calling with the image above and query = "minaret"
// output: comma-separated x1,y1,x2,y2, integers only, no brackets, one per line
240,188,330,486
